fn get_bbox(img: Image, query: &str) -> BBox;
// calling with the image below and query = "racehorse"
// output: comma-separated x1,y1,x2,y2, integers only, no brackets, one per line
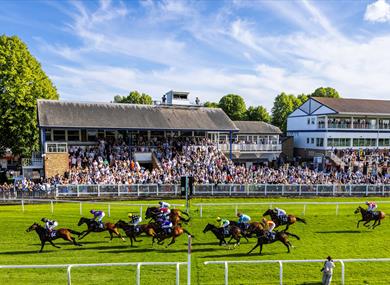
26,223,82,253
354,206,386,229
247,229,300,255
203,223,243,247
115,220,158,246
145,207,190,226
77,217,125,241
263,209,306,231
153,225,193,247
229,221,264,239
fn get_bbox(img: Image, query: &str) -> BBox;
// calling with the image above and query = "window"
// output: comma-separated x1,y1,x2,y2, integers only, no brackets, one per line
67,130,80,141
317,117,325,128
87,130,97,141
316,138,324,147
307,118,310,125
311,118,315,125
306,138,310,144
327,138,351,147
311,138,314,144
353,138,376,147
379,119,390,129
53,130,66,141
379,139,390,146
327,117,351,128
44,129,52,141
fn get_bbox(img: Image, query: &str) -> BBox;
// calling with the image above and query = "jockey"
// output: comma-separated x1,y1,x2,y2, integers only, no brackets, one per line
159,201,171,218
237,212,251,230
41,218,58,238
274,207,287,222
90,209,105,229
366,201,377,213
262,218,275,240
128,213,142,232
216,217,230,235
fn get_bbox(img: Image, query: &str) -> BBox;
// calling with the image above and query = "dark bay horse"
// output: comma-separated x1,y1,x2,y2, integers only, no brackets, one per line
354,206,386,229
145,207,190,226
229,221,264,239
153,225,193,247
203,223,242,247
78,217,125,241
263,209,306,231
115,220,158,246
247,229,300,255
26,223,82,253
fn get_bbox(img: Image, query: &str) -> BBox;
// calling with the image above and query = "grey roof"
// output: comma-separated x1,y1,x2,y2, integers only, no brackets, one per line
313,97,390,115
233,121,282,134
37,100,238,131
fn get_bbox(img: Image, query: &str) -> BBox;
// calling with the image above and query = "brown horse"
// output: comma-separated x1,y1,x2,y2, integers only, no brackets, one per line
26,223,82,253
153,225,193,247
247,229,300,255
229,221,264,239
203,223,242,247
145,207,190,226
263,209,306,231
354,206,386,229
115,220,158,246
78,217,125,241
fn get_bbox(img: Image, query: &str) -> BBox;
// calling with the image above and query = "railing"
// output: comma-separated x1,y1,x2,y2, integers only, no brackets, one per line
45,142,67,153
0,261,187,285
3,184,390,199
218,143,281,152
204,258,390,285
21,157,43,168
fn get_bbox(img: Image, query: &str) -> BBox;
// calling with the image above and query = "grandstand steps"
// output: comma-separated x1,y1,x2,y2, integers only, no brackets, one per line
152,153,163,171
329,152,345,169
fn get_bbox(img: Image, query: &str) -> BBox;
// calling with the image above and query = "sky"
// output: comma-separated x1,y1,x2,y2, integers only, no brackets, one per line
1,0,390,111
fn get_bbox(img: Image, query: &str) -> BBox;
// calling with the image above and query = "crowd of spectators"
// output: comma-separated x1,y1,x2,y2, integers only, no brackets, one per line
1,138,389,190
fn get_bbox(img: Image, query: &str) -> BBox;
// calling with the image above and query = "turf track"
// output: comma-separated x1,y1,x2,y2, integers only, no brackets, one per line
1,197,390,284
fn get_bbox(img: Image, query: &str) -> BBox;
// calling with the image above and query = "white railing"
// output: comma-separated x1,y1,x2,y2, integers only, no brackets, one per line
218,143,282,152
3,184,390,199
204,258,390,285
45,142,67,153
194,200,390,217
0,261,187,285
11,198,184,217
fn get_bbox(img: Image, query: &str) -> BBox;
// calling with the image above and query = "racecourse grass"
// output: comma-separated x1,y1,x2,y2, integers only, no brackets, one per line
1,197,390,284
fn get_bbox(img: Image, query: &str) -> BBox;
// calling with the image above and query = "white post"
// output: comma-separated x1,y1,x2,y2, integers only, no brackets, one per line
79,202,82,216
67,265,73,285
302,204,306,216
200,205,203,218
340,260,345,285
136,263,141,285
51,200,54,214
108,204,111,217
176,263,180,285
298,185,301,196
366,185,369,196
188,235,191,285
21,199,25,213
279,261,283,285
264,184,267,196
77,185,80,197
97,185,100,197
224,261,228,285
137,185,140,197
211,184,214,196
235,205,238,216
336,204,339,216
117,185,120,197
139,206,143,218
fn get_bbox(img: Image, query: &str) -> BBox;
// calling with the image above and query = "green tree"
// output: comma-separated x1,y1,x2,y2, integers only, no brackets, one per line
271,93,302,132
203,101,219,108
311,87,340,98
218,94,246,120
246,106,271,123
114,91,153,105
0,35,59,156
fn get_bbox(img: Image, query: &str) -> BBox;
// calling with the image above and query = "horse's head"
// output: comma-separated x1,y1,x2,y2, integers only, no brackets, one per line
203,223,214,233
354,206,363,214
263,209,273,217
145,207,156,219
78,217,86,226
115,220,125,228
26,223,39,232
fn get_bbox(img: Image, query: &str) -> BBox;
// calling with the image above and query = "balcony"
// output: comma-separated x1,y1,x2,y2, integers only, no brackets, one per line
218,143,282,152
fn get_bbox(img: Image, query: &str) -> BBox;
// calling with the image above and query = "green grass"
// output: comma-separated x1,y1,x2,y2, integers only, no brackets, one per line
1,197,390,284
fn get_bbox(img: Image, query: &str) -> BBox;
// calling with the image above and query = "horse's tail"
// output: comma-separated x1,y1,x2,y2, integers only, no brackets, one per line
67,229,82,236
295,217,306,224
283,231,300,240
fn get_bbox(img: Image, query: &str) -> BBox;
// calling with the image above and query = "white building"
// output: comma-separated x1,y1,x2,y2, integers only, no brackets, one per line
287,97,390,158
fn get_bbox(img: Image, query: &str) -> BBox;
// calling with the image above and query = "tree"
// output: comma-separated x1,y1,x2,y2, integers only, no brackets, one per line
203,101,219,108
0,35,59,156
114,91,153,105
246,106,271,123
271,93,302,132
218,94,246,120
311,87,340,98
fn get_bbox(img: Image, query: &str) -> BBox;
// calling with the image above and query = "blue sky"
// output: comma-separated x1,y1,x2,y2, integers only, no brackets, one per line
1,0,390,110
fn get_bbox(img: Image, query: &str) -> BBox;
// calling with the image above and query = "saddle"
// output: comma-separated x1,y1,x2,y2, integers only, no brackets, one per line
279,215,288,223
46,230,57,239
266,232,276,243
223,226,230,237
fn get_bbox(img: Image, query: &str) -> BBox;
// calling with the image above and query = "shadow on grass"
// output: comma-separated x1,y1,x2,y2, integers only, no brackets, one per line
203,252,276,258
0,250,54,255
298,282,322,285
65,245,129,251
315,230,363,234
100,248,157,254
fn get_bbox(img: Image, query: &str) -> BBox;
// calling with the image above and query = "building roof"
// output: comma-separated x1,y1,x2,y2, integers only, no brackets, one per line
233,121,282,134
37,100,238,131
312,97,390,115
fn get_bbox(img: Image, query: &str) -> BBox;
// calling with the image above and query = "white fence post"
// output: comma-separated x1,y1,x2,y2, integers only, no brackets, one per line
67,265,73,285
366,185,369,196
336,204,339,216
302,204,306,216
51,200,54,214
108,204,111,217
79,202,82,216
340,260,345,285
188,235,192,285
117,185,120,197
200,205,203,218
224,261,228,285
21,199,25,212
139,206,143,218
279,261,283,285
235,205,238,216
176,263,180,285
136,263,141,285
97,185,100,197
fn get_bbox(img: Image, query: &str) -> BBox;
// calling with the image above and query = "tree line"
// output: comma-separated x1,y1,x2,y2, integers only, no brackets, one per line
0,34,340,158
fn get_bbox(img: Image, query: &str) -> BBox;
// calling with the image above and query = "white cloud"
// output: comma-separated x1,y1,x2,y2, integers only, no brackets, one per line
364,0,390,23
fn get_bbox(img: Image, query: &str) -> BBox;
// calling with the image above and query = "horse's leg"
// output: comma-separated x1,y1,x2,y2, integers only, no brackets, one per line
39,240,46,253
227,236,234,244
182,228,194,238
372,219,380,229
112,229,126,241
285,224,290,231
167,237,176,247
49,240,61,249
79,230,91,240
356,220,363,228
283,240,291,253
71,237,82,246
259,244,263,255
363,220,371,227
247,242,260,254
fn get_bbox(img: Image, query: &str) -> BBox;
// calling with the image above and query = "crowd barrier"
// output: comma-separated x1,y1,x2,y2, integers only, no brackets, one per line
204,258,390,285
3,183,390,199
